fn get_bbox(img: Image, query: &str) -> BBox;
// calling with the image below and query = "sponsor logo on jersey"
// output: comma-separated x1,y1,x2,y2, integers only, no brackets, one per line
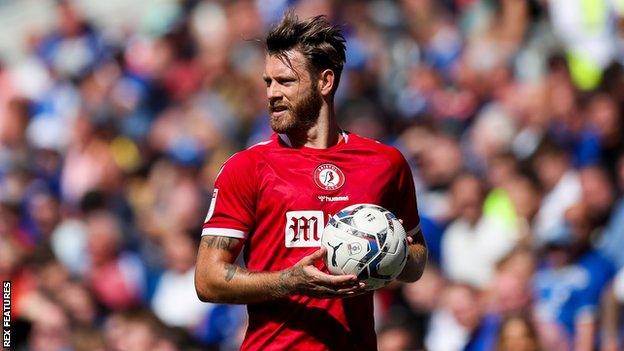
313,164,345,191
285,211,324,247
317,195,349,202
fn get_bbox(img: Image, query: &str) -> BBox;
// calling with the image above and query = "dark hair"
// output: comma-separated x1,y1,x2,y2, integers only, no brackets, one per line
266,12,346,94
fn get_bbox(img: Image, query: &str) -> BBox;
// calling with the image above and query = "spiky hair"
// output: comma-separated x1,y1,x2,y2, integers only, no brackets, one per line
266,12,346,93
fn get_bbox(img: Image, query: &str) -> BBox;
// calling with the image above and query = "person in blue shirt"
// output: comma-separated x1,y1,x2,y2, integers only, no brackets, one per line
534,202,615,350
596,153,624,269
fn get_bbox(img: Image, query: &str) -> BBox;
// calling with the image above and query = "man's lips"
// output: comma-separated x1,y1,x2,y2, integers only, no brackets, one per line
270,106,288,113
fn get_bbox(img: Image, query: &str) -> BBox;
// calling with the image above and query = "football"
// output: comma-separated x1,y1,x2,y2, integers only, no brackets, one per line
321,204,409,290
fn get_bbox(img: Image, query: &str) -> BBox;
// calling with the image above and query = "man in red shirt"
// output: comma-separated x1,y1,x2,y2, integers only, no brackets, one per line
195,12,427,351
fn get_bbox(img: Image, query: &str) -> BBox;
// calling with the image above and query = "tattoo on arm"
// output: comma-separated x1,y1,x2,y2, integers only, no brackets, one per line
224,263,237,282
276,265,304,296
275,270,290,296
222,263,250,283
201,235,239,250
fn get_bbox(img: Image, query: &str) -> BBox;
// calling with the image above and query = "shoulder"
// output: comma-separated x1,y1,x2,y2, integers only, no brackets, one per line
574,251,616,286
582,250,615,272
215,138,277,184
219,138,275,171
348,133,407,166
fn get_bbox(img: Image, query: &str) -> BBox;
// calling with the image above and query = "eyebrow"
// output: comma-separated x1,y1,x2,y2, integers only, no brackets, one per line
262,74,296,82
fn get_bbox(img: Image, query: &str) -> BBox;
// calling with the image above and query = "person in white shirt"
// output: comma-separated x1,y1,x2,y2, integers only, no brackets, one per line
442,173,518,288
151,230,212,328
532,143,582,247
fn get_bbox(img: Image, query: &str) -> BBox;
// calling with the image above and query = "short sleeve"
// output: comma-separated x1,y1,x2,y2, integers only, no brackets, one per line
391,150,421,237
202,152,257,239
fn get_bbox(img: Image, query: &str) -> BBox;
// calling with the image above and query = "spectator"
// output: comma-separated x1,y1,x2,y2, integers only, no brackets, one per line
61,116,122,204
579,165,615,229
36,0,108,80
601,273,623,351
533,202,615,350
470,248,536,350
0,97,31,171
502,174,542,245
398,264,447,348
496,314,541,351
107,308,204,351
151,229,212,328
25,299,72,351
71,326,107,351
532,142,582,246
55,281,99,326
85,211,145,311
377,322,417,351
442,173,518,288
426,283,483,351
596,152,624,269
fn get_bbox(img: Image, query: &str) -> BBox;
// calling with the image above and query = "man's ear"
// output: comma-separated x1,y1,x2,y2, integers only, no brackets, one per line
318,69,335,96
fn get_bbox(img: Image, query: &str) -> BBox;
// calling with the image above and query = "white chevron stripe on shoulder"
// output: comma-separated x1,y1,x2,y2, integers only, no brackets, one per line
249,139,272,148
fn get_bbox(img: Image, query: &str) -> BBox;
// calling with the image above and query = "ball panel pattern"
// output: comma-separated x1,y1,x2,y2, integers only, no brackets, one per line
321,204,409,291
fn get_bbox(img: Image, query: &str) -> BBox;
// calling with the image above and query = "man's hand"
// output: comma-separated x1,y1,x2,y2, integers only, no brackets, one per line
282,247,366,298
196,235,366,304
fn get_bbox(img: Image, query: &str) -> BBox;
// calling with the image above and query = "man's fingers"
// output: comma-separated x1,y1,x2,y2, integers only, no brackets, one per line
297,248,368,298
340,284,370,297
338,281,366,292
312,283,368,298
310,268,357,286
317,279,362,291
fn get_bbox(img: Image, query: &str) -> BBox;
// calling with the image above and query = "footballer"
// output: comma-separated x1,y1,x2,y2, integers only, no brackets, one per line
195,12,427,351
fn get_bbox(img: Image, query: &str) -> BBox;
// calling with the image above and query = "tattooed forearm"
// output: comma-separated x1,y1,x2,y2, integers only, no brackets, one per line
224,264,237,282
223,263,251,283
274,267,298,296
276,266,303,296
201,235,239,250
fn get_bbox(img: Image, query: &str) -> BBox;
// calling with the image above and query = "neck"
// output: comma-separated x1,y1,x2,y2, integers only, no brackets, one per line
288,102,342,148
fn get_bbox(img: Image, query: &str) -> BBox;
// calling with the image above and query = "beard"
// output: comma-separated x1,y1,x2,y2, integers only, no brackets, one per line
269,86,323,134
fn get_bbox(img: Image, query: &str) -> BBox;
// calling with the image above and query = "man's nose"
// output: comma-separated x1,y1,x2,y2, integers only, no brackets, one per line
267,83,283,100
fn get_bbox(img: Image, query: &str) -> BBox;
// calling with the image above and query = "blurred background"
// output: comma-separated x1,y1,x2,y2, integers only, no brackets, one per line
2,0,624,350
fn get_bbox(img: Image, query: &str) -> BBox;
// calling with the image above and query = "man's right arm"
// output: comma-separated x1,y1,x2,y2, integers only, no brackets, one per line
194,235,366,304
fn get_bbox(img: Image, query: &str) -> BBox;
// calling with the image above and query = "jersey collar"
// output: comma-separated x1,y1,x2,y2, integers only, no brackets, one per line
278,131,349,148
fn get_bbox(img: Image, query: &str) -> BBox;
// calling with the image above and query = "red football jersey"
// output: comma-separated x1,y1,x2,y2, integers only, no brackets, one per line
202,132,420,351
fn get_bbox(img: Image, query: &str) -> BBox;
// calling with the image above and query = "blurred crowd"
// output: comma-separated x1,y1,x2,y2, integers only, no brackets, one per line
2,0,624,350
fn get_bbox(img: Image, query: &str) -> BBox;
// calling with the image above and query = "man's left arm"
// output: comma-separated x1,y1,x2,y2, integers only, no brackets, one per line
397,227,427,282
391,150,427,283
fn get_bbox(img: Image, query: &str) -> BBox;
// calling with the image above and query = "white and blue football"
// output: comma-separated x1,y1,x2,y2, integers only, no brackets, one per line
321,204,408,290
